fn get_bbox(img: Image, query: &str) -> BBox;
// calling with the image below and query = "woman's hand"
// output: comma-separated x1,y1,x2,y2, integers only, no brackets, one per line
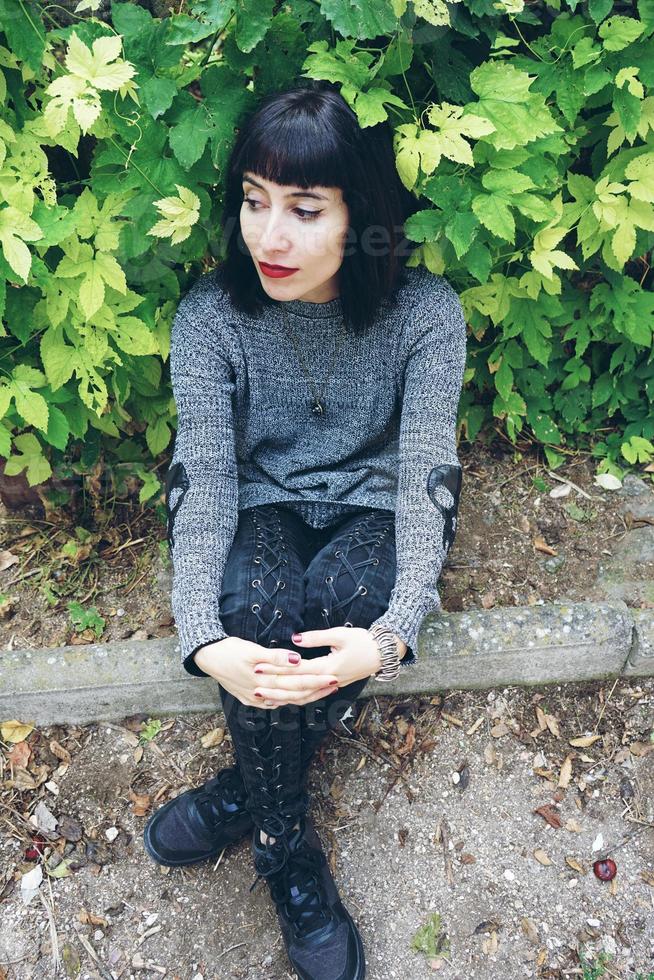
193,637,339,708
252,627,383,703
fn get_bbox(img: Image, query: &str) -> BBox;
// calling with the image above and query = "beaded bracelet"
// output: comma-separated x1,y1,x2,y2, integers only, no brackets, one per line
367,623,402,682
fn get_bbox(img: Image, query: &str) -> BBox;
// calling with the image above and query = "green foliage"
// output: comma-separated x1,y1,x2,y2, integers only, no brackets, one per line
0,0,653,498
67,599,105,638
139,717,162,742
411,911,450,958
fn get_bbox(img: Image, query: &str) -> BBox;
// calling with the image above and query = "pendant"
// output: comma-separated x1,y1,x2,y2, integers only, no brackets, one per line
310,396,326,416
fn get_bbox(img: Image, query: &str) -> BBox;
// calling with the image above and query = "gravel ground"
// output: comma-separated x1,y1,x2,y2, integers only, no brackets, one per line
1,679,653,980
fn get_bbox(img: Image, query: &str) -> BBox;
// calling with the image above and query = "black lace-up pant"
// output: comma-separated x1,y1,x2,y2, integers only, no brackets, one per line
216,503,397,830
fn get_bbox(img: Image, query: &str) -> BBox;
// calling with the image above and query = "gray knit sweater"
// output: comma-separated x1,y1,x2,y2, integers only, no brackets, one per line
167,263,467,676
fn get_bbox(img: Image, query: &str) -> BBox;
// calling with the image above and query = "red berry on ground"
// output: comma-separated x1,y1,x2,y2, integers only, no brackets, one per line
593,858,617,881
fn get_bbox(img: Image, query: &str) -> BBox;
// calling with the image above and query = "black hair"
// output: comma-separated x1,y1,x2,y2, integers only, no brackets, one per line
217,79,421,333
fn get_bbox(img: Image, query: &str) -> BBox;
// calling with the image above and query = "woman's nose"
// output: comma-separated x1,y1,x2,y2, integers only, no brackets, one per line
258,211,291,250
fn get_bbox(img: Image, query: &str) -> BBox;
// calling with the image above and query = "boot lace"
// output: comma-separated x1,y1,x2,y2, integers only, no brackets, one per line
193,769,246,829
269,839,332,938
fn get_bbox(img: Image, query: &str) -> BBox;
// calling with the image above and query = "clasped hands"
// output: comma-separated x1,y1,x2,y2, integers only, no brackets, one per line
194,627,384,708
257,627,383,706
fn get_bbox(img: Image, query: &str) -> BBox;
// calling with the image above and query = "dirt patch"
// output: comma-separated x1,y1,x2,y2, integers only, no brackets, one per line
1,446,652,654
0,679,652,978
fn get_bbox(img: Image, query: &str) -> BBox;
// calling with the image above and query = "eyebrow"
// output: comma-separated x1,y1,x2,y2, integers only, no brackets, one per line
242,173,328,201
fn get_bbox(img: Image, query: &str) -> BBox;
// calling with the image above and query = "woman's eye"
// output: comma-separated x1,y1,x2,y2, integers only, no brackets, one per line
295,207,320,221
242,197,320,222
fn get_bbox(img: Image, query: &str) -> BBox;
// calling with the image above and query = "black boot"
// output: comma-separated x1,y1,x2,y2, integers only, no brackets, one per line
224,693,365,980
142,683,366,869
252,814,365,980
143,765,253,866
141,699,328,868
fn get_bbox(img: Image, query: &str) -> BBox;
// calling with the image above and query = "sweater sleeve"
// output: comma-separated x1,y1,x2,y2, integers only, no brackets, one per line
369,277,467,664
166,295,240,677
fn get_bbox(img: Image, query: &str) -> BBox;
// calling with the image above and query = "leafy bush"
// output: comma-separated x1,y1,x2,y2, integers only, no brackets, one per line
0,0,652,504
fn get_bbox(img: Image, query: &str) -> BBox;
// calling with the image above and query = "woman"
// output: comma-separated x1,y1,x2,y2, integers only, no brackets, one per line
143,79,467,980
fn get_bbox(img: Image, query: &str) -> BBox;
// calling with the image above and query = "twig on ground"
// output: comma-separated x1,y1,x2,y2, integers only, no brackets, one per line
72,925,114,980
215,942,247,961
435,815,455,885
39,876,61,978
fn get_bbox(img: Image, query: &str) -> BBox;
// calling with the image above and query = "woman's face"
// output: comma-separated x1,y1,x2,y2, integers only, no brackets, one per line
239,171,350,304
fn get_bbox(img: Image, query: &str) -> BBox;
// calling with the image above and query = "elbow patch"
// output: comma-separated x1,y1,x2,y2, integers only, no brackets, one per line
426,463,462,554
164,460,190,551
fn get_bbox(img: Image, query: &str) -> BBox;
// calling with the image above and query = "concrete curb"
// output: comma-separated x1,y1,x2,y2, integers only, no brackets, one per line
2,600,653,726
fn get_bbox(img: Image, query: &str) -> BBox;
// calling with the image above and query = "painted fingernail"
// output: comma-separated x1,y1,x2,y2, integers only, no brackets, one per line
254,692,263,698
329,679,338,686
288,652,300,664
254,668,263,674
292,633,302,642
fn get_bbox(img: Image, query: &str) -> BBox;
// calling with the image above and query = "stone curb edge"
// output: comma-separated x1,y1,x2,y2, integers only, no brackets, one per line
1,600,652,726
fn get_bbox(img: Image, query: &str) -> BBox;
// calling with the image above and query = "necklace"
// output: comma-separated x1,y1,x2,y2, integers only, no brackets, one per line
278,301,349,418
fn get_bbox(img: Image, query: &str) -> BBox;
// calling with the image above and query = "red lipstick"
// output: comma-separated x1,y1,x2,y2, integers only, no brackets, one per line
259,261,299,278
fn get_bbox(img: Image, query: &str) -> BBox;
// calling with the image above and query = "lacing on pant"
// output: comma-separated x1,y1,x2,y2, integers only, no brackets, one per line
321,511,390,628
249,508,289,647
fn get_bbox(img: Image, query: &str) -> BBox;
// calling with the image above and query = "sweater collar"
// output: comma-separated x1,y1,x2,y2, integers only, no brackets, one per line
276,292,343,319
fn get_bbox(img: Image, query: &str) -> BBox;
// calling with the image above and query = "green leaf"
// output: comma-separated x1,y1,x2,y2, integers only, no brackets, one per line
78,262,106,319
471,193,515,241
599,16,645,51
612,84,641,142
527,408,562,444
404,209,442,242
11,369,49,432
139,717,162,742
467,62,561,150
639,0,654,34
423,102,495,166
303,39,374,90
319,0,399,40
111,317,159,356
146,416,171,456
349,86,409,127
41,327,76,391
141,76,178,120
44,405,70,452
234,0,275,52
411,912,449,958
68,600,106,637
495,357,514,401
621,435,654,464
625,153,654,202
4,433,52,486
445,210,479,259
611,220,636,265
0,0,45,71
0,207,42,282
588,0,613,24
463,241,492,283
148,184,200,245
